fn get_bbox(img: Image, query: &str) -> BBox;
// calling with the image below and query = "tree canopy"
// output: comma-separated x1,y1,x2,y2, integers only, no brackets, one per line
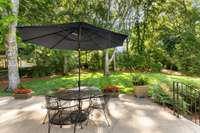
0,0,200,76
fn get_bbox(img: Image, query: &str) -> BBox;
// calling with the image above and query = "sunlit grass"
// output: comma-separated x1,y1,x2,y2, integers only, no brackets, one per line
1,72,200,96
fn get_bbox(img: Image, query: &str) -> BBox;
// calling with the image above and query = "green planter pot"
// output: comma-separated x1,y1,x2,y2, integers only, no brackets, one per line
13,93,32,99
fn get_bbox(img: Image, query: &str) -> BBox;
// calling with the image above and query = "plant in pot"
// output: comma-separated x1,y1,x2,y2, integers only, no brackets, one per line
13,84,32,99
132,74,148,98
103,85,120,97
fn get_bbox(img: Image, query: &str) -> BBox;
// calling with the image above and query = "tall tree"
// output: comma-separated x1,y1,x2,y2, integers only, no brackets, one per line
4,0,20,91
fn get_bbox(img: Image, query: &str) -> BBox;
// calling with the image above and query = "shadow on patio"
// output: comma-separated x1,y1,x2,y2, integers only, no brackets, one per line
0,95,200,133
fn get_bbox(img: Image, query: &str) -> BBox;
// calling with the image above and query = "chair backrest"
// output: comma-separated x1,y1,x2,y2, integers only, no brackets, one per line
89,92,111,110
45,95,61,110
45,95,79,125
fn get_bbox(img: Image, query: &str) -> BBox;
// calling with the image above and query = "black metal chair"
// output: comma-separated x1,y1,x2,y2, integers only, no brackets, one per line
70,107,92,133
90,93,111,126
44,96,79,133
42,96,61,124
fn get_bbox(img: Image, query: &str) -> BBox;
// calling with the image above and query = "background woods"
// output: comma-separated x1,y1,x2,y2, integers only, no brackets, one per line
0,0,200,90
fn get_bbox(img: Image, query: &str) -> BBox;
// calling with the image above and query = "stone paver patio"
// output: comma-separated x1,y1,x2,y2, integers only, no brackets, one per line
0,94,200,133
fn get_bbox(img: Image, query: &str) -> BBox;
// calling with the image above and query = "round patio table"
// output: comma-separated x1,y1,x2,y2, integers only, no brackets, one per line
54,87,103,101
53,87,103,128
45,87,111,133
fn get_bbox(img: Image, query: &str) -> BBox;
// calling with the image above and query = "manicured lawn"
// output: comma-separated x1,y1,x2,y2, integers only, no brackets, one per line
1,72,200,96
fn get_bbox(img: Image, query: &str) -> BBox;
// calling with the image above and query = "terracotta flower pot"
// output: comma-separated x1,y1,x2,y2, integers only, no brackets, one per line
103,86,120,98
13,89,32,99
134,85,148,98
13,92,32,99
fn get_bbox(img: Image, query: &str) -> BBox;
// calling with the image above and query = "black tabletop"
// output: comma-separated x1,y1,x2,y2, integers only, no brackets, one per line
50,87,103,101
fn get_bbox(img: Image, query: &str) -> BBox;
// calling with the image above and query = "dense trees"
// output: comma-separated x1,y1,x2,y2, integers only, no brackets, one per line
0,0,200,89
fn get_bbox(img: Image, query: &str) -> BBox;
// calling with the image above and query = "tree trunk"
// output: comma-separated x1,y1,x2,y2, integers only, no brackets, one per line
104,0,111,76
104,49,109,76
4,0,20,91
63,55,68,75
113,52,116,71
104,48,117,76
136,4,141,54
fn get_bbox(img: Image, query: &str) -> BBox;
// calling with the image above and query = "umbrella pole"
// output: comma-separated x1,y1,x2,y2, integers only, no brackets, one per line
78,25,81,111
78,25,81,93
78,49,81,93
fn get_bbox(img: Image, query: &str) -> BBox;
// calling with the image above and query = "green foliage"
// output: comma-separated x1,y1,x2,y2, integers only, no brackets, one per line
87,51,102,70
148,84,172,106
0,0,15,46
0,0,200,76
132,74,148,86
1,72,200,96
174,31,200,74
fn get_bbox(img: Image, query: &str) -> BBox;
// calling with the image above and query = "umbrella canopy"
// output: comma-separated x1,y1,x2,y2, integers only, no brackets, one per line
17,22,127,50
17,22,127,110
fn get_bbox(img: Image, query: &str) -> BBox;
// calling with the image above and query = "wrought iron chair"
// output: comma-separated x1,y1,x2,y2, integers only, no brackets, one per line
44,95,79,133
42,96,61,124
90,93,111,126
70,97,94,133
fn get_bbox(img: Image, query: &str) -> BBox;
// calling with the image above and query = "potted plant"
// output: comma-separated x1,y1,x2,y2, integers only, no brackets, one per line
132,74,148,98
13,84,32,99
103,85,120,97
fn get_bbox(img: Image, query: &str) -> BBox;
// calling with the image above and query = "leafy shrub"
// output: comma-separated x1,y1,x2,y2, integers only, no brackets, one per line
14,89,32,94
149,62,162,72
132,74,148,86
120,87,134,94
103,85,120,93
148,84,172,106
31,69,48,78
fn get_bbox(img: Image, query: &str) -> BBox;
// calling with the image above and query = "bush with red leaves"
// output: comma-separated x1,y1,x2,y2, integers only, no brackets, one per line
103,85,120,93
14,89,32,94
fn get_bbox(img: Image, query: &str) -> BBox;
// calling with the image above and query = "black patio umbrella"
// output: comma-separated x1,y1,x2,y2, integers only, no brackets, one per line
17,22,127,93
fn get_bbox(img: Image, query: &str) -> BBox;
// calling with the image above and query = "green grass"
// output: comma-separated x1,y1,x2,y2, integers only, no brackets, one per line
1,72,200,96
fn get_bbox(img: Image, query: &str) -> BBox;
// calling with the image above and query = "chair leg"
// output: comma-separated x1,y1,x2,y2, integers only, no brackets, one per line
42,114,47,124
48,123,51,133
106,107,111,117
80,123,84,129
85,118,90,127
73,123,77,133
103,109,110,127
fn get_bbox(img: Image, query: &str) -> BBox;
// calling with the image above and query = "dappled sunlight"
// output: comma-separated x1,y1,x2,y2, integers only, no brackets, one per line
135,113,157,128
1,96,200,133
158,110,176,121
108,101,129,119
0,110,18,124
22,103,43,111
0,98,12,106
123,100,159,111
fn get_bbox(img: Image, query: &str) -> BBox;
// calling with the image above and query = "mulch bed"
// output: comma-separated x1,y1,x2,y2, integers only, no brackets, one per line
0,76,51,90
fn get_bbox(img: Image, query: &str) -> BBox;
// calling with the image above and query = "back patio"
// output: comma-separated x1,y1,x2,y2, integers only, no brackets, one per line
0,94,199,133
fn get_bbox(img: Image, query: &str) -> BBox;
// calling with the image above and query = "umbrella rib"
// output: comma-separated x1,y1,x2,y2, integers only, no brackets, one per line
23,28,69,42
56,32,78,41
50,31,74,49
